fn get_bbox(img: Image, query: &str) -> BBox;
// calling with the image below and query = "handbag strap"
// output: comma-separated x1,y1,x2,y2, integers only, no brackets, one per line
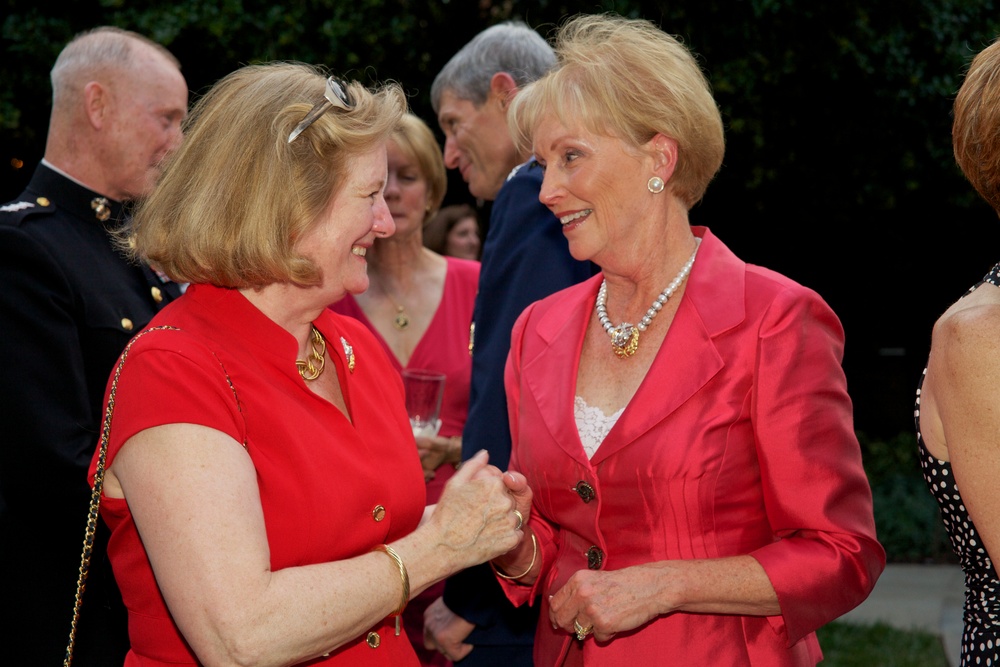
63,325,186,666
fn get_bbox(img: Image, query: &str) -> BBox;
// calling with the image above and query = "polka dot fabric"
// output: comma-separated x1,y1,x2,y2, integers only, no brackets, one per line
915,263,1000,666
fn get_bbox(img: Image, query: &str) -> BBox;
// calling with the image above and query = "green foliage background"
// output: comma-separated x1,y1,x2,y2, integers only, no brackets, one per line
2,1,999,561
860,431,956,563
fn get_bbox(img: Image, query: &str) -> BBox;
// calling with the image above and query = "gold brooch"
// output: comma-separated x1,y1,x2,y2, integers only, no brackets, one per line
340,337,355,373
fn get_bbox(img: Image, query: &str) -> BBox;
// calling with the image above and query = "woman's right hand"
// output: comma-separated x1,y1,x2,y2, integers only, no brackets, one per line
425,449,522,571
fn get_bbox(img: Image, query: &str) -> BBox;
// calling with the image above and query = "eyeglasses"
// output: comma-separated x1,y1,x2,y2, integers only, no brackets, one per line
287,76,355,143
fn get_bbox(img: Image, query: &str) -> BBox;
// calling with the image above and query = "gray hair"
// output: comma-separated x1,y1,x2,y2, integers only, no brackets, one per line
431,21,555,112
50,26,180,109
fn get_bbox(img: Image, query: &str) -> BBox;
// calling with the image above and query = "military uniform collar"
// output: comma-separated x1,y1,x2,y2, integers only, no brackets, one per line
29,161,127,225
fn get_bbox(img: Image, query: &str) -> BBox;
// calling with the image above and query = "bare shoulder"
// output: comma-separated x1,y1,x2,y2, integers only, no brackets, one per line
921,284,1000,459
931,283,1000,361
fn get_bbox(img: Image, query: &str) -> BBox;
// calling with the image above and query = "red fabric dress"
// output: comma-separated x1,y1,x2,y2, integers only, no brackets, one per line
331,256,479,666
88,283,426,666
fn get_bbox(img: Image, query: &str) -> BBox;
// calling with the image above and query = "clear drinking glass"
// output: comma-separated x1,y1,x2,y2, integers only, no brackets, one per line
402,369,445,438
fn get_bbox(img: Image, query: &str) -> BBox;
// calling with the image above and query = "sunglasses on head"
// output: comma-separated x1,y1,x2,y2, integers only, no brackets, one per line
287,76,355,143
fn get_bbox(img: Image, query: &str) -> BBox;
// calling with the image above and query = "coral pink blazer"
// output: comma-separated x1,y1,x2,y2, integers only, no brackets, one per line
501,227,884,666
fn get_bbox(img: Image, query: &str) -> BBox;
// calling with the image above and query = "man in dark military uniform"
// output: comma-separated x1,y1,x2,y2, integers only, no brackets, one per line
0,26,188,664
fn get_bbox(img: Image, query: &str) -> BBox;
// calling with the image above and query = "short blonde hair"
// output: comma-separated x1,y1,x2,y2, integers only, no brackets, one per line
392,114,447,223
953,36,1000,213
508,14,724,208
129,62,406,288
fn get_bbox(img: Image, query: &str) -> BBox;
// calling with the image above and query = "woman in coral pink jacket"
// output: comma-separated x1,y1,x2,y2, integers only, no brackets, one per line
488,14,885,667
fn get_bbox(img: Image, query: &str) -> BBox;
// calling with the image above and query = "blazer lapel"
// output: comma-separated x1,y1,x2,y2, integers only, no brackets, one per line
521,277,601,465
591,227,745,464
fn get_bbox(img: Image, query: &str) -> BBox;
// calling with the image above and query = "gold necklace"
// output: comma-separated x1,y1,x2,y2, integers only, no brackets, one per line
295,326,327,380
390,302,409,331
377,278,410,331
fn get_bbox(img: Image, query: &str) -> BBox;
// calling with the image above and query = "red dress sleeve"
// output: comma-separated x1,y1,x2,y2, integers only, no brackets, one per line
88,328,245,482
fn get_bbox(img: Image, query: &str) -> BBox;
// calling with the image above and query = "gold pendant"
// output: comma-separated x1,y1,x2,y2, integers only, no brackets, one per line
610,324,640,358
393,310,409,331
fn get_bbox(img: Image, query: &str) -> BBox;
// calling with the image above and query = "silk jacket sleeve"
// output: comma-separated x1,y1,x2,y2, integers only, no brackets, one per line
744,280,885,642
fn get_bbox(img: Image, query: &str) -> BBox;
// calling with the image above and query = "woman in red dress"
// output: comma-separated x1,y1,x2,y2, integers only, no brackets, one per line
86,62,524,666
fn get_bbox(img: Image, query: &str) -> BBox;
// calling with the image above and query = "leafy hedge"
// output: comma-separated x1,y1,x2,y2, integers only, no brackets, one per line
859,431,956,564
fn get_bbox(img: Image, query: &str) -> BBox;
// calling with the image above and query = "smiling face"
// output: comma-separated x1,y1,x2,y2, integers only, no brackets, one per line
294,145,392,300
533,115,662,266
445,216,481,260
437,89,518,201
384,139,431,240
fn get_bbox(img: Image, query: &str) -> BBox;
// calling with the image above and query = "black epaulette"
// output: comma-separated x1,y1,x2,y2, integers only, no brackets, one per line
0,196,56,226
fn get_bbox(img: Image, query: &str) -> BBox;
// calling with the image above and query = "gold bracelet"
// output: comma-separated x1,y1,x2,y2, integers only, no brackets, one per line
490,532,537,581
373,544,409,616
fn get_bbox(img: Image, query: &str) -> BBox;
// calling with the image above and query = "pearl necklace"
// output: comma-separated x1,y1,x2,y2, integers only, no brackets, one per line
295,326,327,380
596,237,701,359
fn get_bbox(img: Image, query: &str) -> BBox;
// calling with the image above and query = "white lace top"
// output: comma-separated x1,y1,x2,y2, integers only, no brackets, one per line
574,395,625,459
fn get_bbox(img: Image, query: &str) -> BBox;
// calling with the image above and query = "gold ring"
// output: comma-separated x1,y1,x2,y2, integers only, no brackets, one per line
513,509,524,531
573,619,593,641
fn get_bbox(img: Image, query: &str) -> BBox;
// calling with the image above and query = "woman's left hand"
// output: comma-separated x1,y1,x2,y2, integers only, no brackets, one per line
548,564,667,642
415,435,461,480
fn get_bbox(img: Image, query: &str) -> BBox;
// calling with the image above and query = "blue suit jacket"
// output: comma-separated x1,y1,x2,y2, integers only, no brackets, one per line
442,159,597,661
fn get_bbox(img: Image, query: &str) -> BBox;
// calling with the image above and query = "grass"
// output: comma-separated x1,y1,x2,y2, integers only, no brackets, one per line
817,621,950,667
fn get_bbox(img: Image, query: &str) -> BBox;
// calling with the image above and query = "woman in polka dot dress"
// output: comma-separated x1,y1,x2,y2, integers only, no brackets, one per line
916,36,1000,667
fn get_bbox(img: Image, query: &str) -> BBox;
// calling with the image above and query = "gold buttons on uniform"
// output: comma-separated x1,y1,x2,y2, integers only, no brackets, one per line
366,631,381,648
151,286,163,303
91,196,110,221
36,197,50,207
372,505,386,522
573,481,596,503
586,545,604,570
121,318,134,331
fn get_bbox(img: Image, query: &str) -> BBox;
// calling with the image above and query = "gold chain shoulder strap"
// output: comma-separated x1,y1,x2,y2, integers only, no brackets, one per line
63,325,243,666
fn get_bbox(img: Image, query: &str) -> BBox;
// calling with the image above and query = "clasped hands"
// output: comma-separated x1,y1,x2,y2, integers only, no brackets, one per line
422,450,533,660
426,450,532,572
427,454,664,652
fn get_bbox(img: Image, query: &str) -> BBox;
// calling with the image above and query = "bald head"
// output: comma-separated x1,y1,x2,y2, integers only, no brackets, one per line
45,26,188,201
